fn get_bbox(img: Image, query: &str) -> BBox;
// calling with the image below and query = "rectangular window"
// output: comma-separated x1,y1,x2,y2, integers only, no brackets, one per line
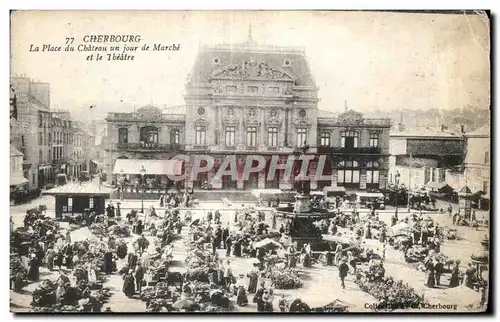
268,127,278,147
226,86,237,92
38,132,42,145
485,151,489,164
369,133,379,148
195,126,206,145
320,132,331,147
66,197,73,212
345,170,352,183
225,126,235,147
367,170,380,184
248,86,258,92
269,87,280,93
39,150,43,163
119,128,128,144
89,197,94,209
483,181,488,193
337,170,344,184
246,127,257,147
297,128,307,147
341,131,359,149
38,113,43,128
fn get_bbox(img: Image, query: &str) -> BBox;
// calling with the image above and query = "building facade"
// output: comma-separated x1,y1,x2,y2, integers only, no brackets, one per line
445,124,490,202
388,127,464,190
105,42,391,192
10,145,28,189
10,76,53,189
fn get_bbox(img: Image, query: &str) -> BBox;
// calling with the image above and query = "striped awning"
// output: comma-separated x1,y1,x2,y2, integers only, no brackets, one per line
113,159,183,176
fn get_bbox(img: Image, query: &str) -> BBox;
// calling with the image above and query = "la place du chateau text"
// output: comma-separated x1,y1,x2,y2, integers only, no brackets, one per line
28,34,180,61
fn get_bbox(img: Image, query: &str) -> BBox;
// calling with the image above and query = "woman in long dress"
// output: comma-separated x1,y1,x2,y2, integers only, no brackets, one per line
122,270,136,298
27,254,40,281
424,257,435,288
236,275,248,307
247,264,259,293
449,260,461,288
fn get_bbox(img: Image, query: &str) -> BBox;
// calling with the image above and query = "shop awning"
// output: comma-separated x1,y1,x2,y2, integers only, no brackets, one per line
10,175,28,186
113,159,183,176
425,181,447,190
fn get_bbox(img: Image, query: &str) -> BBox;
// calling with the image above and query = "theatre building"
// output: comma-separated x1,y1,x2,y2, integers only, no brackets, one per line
105,41,391,193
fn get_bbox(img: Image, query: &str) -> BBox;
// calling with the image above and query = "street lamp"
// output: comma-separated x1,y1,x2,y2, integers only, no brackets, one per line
120,169,124,201
394,171,401,219
140,165,146,213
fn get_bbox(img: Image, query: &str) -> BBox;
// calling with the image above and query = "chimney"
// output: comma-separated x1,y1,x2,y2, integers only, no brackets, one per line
460,125,465,134
398,123,405,132
441,125,445,132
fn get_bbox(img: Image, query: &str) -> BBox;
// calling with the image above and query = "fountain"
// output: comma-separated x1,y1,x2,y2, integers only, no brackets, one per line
276,182,335,248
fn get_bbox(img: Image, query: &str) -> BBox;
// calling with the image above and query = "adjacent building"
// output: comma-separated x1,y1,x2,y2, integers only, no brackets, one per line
10,76,53,189
105,41,391,192
445,123,490,208
10,145,28,190
388,125,464,190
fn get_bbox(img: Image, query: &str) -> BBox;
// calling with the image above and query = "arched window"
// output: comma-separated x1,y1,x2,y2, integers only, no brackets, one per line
118,128,128,146
170,129,180,145
337,160,360,188
341,131,359,149
366,161,380,188
140,126,159,148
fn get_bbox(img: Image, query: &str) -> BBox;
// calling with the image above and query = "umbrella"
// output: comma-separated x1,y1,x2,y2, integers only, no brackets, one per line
390,222,413,235
190,219,200,227
172,298,195,310
322,234,358,245
254,238,283,250
210,289,224,296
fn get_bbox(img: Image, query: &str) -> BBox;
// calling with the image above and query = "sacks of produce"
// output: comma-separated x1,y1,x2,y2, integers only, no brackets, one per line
270,269,303,289
356,275,423,311
358,260,385,282
89,223,107,239
108,223,131,238
31,279,57,306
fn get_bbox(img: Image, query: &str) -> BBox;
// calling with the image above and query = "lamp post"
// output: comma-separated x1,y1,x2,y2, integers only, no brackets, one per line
140,165,146,214
394,171,401,219
119,169,124,201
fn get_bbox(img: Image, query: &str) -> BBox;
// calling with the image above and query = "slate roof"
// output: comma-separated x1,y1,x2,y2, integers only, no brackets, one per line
42,181,114,196
188,43,316,86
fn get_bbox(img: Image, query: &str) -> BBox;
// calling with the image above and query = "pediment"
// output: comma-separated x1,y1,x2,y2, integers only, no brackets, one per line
210,60,296,81
293,119,312,127
338,109,363,125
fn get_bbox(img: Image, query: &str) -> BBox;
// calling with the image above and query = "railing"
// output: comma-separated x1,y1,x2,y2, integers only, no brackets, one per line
115,143,184,151
316,146,381,154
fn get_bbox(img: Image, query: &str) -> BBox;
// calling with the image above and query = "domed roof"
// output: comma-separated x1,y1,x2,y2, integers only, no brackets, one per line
136,105,163,120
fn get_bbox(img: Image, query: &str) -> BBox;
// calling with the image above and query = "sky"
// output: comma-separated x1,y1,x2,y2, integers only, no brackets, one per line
11,11,490,116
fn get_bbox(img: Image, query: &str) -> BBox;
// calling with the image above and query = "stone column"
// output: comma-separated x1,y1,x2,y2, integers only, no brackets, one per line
259,107,266,150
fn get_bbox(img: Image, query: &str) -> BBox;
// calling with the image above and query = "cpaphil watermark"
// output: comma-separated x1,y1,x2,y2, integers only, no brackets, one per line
164,154,333,182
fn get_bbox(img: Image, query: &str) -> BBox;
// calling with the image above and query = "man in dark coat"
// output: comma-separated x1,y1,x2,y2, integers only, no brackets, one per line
215,227,223,249
338,258,349,289
103,251,114,275
127,252,138,270
222,226,230,249
253,281,266,311
225,236,232,257
135,263,145,293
